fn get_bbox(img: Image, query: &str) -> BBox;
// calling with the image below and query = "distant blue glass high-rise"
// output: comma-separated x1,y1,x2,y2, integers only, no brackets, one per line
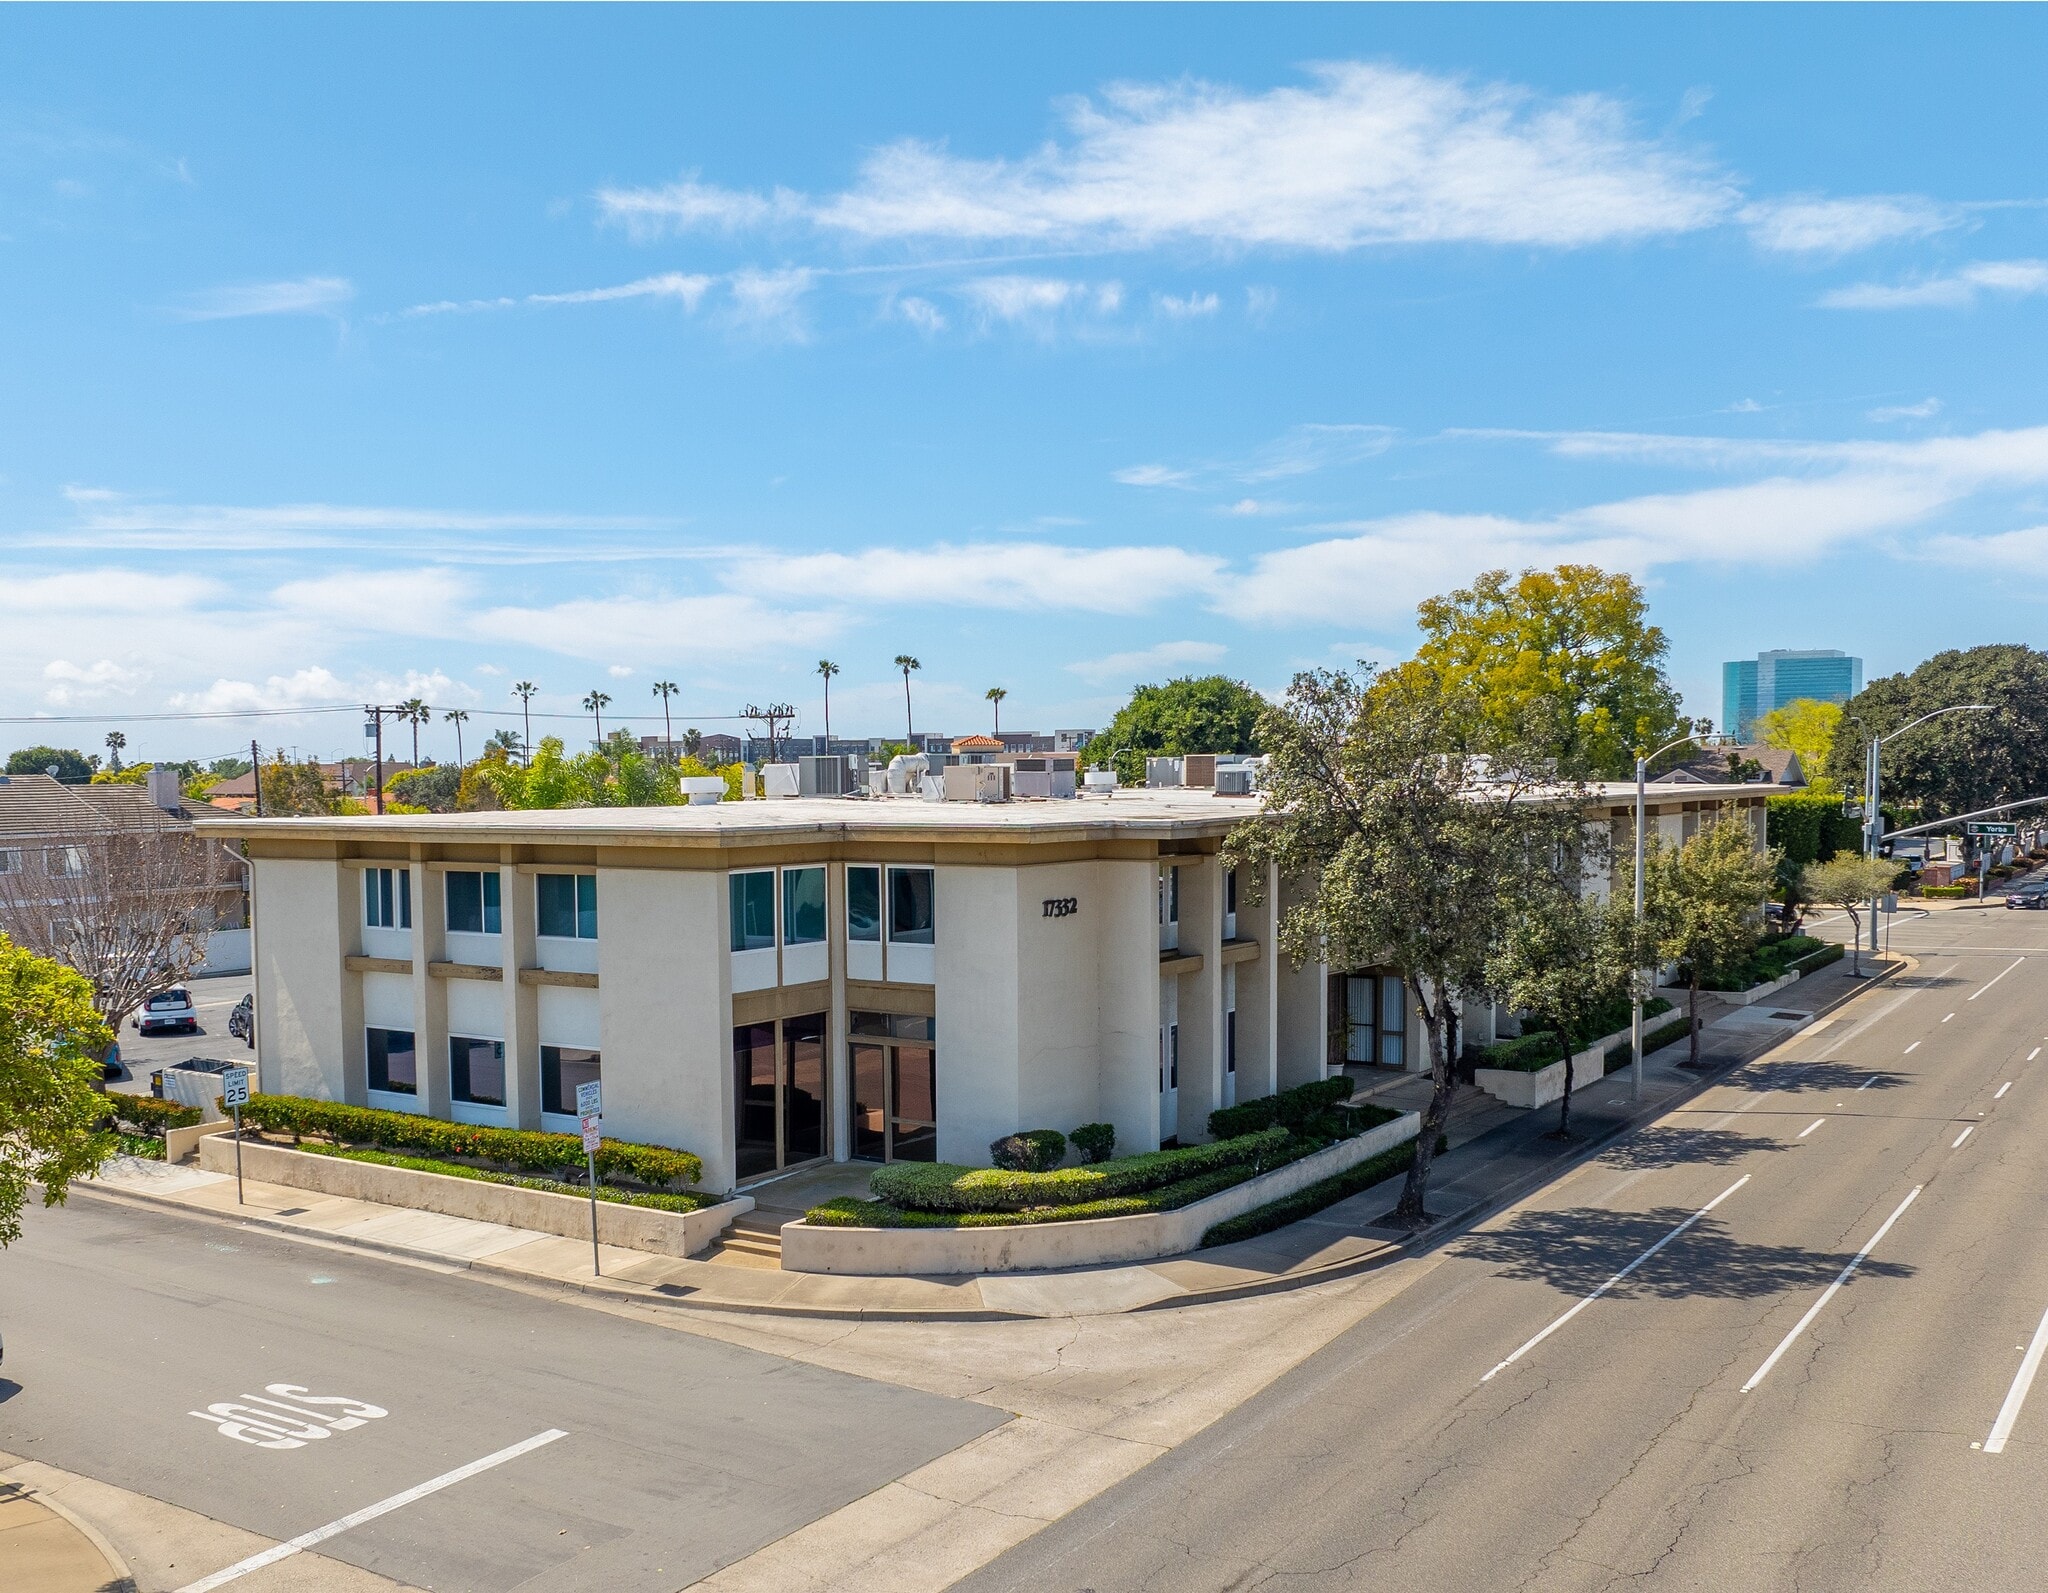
1722,650,1863,739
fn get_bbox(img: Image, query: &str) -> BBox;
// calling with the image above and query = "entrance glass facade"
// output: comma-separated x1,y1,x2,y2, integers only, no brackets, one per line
848,1012,936,1162
733,1012,829,1180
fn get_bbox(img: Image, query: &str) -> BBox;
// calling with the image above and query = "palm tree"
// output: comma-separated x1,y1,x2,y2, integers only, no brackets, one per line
444,708,470,766
512,681,538,762
399,697,429,766
817,660,840,744
894,655,921,746
484,728,521,759
582,690,612,745
985,686,1007,735
652,680,678,760
683,727,702,759
104,731,126,773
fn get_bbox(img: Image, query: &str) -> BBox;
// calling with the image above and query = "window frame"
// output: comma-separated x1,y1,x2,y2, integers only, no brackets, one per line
781,865,827,947
728,869,777,953
885,865,936,946
366,1025,419,1096
448,1034,507,1107
537,872,599,941
846,865,882,943
444,869,502,936
364,866,413,930
540,1044,601,1118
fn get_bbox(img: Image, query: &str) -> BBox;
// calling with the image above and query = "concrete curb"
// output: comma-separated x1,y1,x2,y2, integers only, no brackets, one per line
74,953,1909,1324
0,1466,135,1593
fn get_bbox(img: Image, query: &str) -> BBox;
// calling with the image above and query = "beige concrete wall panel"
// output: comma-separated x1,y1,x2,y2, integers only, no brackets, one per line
1011,858,1110,1146
1274,873,1328,1088
502,860,540,1130
842,982,937,1017
252,858,350,1102
933,867,1022,1163
1096,857,1164,1155
732,981,832,1026
1175,857,1225,1145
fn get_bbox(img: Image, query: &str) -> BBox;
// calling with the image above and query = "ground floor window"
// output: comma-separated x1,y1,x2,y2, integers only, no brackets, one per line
367,1027,416,1094
733,1012,828,1180
541,1046,600,1117
848,1012,936,1162
450,1036,505,1106
1333,970,1408,1069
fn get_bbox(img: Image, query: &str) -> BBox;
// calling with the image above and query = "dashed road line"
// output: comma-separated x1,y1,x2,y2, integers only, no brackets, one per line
1985,1304,2048,1455
1742,1187,1922,1394
1798,1119,1826,1139
1996,1082,2013,1099
1905,1041,1922,1054
1954,1126,1976,1149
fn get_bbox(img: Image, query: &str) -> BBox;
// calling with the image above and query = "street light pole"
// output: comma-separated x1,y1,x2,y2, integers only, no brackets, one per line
1631,732,1711,1103
1864,704,1993,955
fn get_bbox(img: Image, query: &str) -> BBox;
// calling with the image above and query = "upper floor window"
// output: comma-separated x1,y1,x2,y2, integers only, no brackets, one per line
847,865,881,942
730,870,774,952
445,870,501,935
1224,868,1237,918
44,846,87,879
0,847,20,875
537,872,597,940
887,866,935,946
783,866,826,946
365,866,412,930
1159,865,1180,925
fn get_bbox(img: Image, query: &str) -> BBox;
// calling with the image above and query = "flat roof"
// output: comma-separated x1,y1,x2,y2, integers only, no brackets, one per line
208,781,1769,852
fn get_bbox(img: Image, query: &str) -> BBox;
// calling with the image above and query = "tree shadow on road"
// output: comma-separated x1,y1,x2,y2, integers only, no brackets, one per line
1453,1206,1912,1301
1595,1127,1781,1172
1738,1060,1909,1095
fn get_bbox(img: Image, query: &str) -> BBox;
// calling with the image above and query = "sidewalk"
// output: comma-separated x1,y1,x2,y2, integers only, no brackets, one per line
0,1471,130,1593
78,953,1901,1324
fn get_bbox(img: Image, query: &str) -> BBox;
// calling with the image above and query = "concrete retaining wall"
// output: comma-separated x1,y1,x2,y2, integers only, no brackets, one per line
1473,1020,1637,1110
165,1119,233,1162
779,1111,1420,1277
196,1136,749,1258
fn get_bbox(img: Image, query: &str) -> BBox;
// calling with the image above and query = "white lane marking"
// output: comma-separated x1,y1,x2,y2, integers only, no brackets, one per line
1970,957,2027,1001
1904,1041,1922,1055
1954,1126,1976,1149
1741,1187,1922,1394
1799,1119,1826,1139
1985,1304,2048,1454
1858,1075,1880,1091
171,1429,567,1593
2030,1048,2042,1063
1482,1176,1750,1383
1997,1083,2013,1100
1944,1013,1956,1023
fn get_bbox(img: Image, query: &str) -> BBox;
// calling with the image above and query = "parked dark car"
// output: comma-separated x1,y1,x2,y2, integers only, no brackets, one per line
2006,884,2048,910
228,994,254,1046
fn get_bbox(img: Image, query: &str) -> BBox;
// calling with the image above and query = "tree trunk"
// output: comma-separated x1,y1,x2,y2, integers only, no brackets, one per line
1846,909,1861,977
1688,973,1702,1066
1555,1012,1575,1139
1394,979,1456,1224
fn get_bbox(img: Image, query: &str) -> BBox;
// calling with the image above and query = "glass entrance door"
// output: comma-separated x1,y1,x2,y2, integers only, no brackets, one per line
848,1013,937,1161
733,1012,830,1180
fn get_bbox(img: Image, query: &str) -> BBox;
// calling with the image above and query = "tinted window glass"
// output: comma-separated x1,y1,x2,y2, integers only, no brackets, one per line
449,1036,504,1105
847,866,881,942
576,873,597,940
729,871,774,952
541,1045,600,1117
888,867,934,945
446,871,483,934
537,874,577,939
367,1028,417,1094
733,1023,777,1179
782,867,826,945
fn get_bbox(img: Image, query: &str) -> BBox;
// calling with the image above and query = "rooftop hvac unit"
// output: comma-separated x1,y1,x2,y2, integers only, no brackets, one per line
1215,767,1256,797
1145,756,1184,788
1013,768,1077,799
677,776,726,805
797,755,848,797
1083,769,1119,795
943,763,1011,803
1181,753,1218,789
761,762,800,799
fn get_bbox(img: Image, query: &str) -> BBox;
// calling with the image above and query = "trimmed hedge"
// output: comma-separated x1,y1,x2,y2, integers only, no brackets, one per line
1207,1077,1356,1140
1071,1122,1116,1164
1604,1014,1694,1073
1479,999,1673,1073
991,1129,1066,1172
240,1094,703,1188
1788,941,1844,975
867,1125,1293,1214
807,1164,1262,1229
296,1144,715,1212
1201,1137,1428,1248
109,1095,203,1138
1922,884,1969,899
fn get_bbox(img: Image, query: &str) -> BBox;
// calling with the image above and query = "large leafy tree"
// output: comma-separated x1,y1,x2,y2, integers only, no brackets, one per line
1091,675,1266,784
1487,888,1627,1141
1224,667,1588,1223
1826,645,2048,818
7,745,95,782
0,935,117,1245
1650,807,1780,1065
1393,565,1687,779
1755,698,1842,786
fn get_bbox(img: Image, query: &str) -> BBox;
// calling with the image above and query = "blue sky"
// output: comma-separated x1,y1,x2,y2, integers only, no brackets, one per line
7,6,2048,767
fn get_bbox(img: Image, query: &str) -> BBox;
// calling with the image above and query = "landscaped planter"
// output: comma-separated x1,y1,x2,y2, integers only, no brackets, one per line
1711,970,1801,1007
778,1112,1420,1277
195,1136,749,1258
1473,1023,1634,1109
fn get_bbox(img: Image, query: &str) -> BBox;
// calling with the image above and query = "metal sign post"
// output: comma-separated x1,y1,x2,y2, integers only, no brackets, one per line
222,1066,251,1205
576,1080,602,1275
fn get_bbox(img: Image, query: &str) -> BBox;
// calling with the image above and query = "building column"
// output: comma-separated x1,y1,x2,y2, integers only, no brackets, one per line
1274,871,1328,1088
501,859,541,1129
1097,855,1163,1155
829,862,850,1163
411,858,451,1118
1232,859,1280,1103
1176,855,1225,1144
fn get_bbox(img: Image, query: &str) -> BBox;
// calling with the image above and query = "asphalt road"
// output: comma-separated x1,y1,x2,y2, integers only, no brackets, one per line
961,905,2048,1593
0,1195,1003,1591
109,971,254,1095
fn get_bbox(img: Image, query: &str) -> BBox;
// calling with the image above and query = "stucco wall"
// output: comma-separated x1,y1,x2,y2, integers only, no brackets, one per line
934,866,1023,1163
254,858,350,1103
1096,855,1164,1156
1011,858,1112,1146
596,866,734,1190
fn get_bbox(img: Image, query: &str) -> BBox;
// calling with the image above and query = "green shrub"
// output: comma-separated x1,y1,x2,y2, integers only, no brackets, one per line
1787,941,1844,974
1603,1014,1694,1073
1476,1030,1565,1072
297,1145,715,1212
869,1126,1292,1214
1207,1077,1353,1140
109,1095,204,1137
1071,1122,1116,1164
1201,1138,1424,1247
808,1163,1265,1229
115,1131,165,1160
1922,884,1969,899
240,1094,703,1188
990,1129,1066,1172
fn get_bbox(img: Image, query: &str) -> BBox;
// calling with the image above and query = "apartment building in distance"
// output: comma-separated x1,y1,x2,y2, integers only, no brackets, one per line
215,778,1769,1196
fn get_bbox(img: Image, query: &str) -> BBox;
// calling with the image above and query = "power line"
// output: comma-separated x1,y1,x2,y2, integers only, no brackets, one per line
0,704,756,727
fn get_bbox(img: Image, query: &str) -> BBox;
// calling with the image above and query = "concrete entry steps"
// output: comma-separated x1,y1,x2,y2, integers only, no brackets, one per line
79,948,1901,1322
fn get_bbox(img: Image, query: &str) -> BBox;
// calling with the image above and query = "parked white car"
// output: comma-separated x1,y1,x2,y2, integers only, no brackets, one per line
136,987,198,1036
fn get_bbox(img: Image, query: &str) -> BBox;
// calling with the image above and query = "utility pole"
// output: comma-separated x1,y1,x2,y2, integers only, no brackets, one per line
251,739,263,817
364,706,389,815
743,702,795,763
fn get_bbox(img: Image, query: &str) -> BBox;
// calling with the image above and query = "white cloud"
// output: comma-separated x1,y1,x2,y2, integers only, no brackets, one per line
173,275,353,321
167,666,359,714
1725,398,1765,414
270,568,475,635
607,664,634,678
403,271,712,319
45,491,668,552
1869,397,1941,422
0,567,219,613
724,542,1223,614
606,63,1735,252
477,592,839,665
1219,498,1302,517
1157,291,1220,318
1820,259,2048,310
1919,524,2048,576
1113,464,1195,488
1067,640,1228,685
1117,422,1396,490
1742,194,1957,254
725,267,815,340
891,294,947,333
42,658,150,706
